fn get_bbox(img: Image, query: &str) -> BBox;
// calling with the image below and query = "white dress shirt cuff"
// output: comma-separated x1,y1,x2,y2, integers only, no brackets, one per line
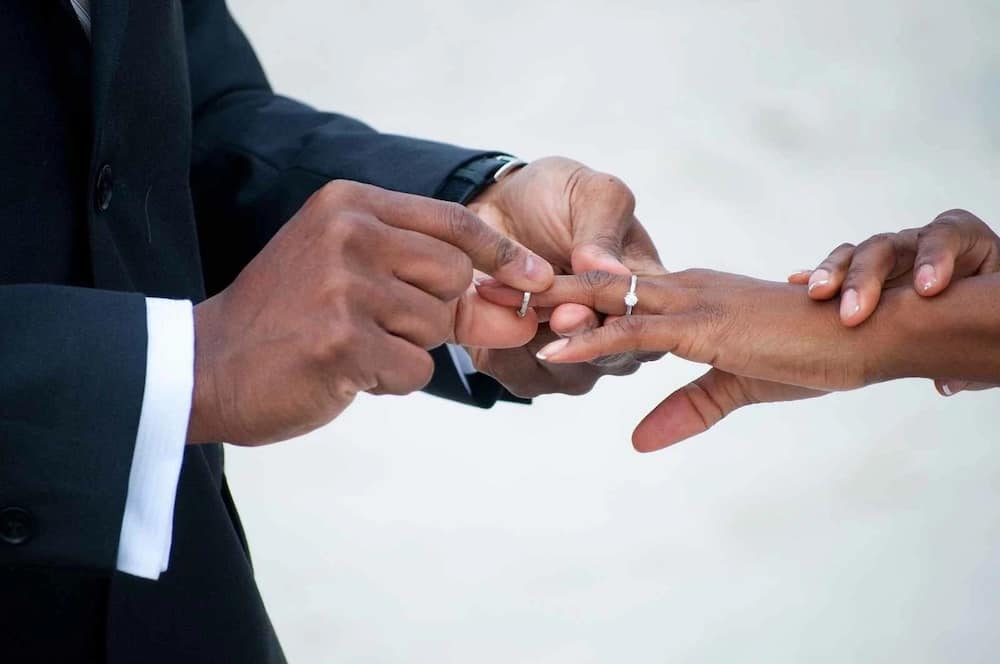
116,298,194,579
446,343,477,395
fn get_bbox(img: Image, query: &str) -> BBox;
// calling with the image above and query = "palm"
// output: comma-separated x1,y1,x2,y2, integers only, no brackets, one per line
462,156,665,397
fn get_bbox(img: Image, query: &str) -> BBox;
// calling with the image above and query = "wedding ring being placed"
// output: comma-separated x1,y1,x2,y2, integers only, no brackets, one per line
624,275,639,315
516,291,532,318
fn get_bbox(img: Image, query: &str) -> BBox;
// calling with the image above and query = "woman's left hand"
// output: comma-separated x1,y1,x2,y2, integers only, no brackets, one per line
477,268,1000,451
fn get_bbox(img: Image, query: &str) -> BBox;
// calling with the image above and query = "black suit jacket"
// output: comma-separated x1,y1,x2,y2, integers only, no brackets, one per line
0,1,512,661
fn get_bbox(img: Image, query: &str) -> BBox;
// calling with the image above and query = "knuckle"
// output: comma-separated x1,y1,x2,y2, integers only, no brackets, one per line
444,251,474,297
597,173,637,211
589,230,624,252
617,315,647,342
560,376,599,396
316,179,359,206
834,242,856,253
328,212,378,249
442,201,475,240
934,208,974,223
580,269,616,291
860,233,895,249
426,305,454,347
493,235,520,268
672,267,714,284
408,351,436,390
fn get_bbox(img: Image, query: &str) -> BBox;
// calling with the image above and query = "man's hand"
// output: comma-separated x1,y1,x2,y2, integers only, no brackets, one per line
464,157,666,397
187,180,552,446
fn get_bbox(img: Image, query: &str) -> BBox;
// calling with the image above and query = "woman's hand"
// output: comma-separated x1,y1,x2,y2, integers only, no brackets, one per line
478,270,868,450
477,269,1000,452
481,270,883,390
788,209,1000,396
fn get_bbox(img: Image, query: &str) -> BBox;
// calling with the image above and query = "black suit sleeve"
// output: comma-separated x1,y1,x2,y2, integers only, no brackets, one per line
182,0,498,292
182,0,517,408
0,286,148,571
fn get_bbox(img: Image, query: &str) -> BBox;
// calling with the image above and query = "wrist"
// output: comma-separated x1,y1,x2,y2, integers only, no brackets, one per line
186,297,224,444
467,160,526,236
864,274,1000,383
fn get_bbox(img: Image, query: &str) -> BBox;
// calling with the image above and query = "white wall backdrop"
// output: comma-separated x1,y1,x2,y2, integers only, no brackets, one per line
225,1,1000,661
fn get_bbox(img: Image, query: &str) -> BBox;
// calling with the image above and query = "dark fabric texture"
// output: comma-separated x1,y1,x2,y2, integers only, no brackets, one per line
0,0,517,661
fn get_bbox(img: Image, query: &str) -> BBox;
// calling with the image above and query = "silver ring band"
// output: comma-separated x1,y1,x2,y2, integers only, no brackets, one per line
516,291,532,318
624,275,638,315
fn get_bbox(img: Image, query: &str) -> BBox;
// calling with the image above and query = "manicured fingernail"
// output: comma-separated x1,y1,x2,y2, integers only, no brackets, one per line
788,269,812,280
536,338,569,361
916,264,938,293
940,380,967,396
840,288,860,320
475,276,503,288
808,269,831,293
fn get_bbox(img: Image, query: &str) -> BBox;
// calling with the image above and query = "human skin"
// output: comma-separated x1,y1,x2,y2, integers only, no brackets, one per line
788,209,1000,396
477,268,1000,451
187,180,552,446
464,156,667,397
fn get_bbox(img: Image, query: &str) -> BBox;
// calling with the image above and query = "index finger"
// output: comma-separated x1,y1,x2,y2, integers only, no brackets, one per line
357,184,554,292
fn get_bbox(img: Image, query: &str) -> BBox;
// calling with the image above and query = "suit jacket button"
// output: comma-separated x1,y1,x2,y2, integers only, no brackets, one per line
95,163,114,212
0,507,32,545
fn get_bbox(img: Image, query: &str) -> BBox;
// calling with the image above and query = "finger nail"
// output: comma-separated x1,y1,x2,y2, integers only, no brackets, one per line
474,276,502,288
523,254,550,282
916,264,938,293
840,288,860,320
808,269,831,293
788,269,812,280
536,338,569,361
940,380,968,397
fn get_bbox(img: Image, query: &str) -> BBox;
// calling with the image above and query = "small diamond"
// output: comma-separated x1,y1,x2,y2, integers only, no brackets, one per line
624,292,638,307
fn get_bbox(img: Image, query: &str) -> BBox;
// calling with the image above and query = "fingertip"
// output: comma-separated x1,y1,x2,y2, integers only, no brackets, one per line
788,270,812,284
914,263,946,297
549,303,599,337
522,253,555,290
631,394,704,452
807,269,836,300
535,337,570,362
936,379,968,397
631,429,668,453
838,288,863,325
840,288,880,327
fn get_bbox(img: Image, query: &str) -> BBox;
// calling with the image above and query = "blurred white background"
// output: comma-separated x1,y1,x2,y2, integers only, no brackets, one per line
226,1,1000,661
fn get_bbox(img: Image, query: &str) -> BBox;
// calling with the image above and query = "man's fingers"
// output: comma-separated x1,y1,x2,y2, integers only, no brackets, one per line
631,370,827,452
567,169,637,275
390,228,474,301
807,243,856,300
349,183,554,292
548,303,600,337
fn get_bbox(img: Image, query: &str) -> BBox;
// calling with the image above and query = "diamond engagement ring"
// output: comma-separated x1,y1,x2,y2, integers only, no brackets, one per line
624,275,638,315
516,291,532,318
